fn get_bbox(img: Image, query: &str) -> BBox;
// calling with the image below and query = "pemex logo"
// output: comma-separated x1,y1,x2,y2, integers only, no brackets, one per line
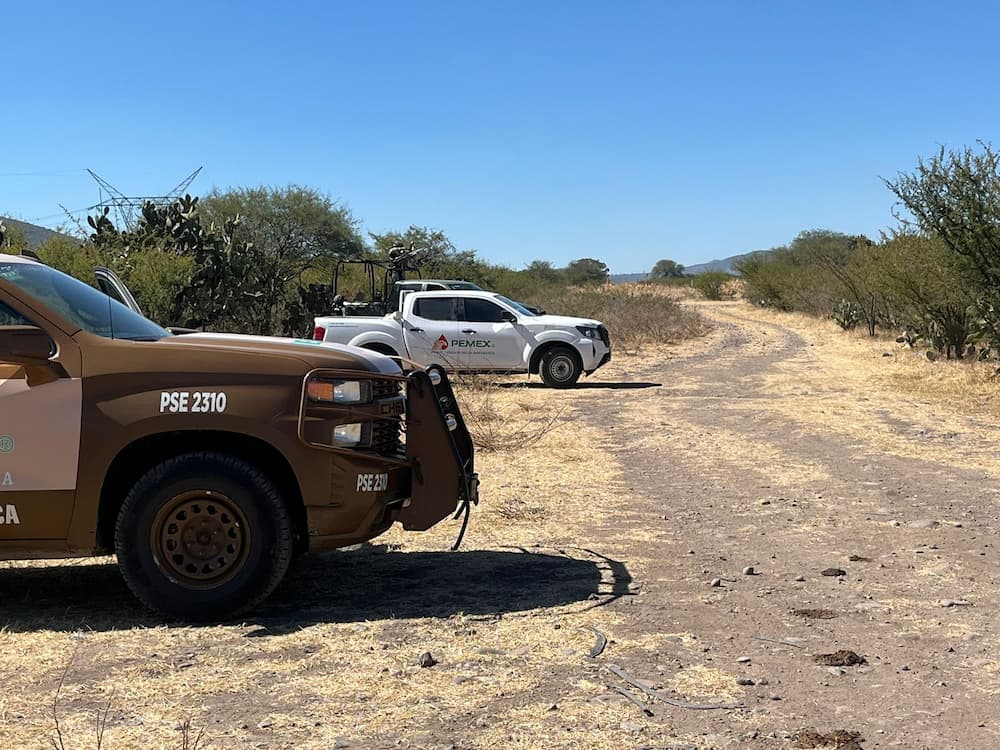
432,335,449,351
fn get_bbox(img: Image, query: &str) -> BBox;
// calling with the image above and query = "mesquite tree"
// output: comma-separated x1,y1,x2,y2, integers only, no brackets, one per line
885,143,1000,351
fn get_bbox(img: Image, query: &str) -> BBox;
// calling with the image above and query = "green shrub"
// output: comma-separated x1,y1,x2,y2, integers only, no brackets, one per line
870,234,975,358
692,271,730,300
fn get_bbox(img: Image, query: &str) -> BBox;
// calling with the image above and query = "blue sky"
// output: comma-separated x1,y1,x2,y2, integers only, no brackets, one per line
2,1,998,273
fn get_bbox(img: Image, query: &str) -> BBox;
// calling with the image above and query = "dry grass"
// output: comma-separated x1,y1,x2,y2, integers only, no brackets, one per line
0,365,699,750
654,303,1000,481
733,303,1000,413
538,283,710,351
666,666,741,702
451,374,566,453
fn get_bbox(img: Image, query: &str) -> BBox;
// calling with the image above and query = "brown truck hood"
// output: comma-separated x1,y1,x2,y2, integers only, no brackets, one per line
159,333,402,374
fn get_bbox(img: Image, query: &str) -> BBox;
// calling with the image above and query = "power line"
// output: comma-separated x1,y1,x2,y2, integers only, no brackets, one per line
0,171,81,177
29,207,93,223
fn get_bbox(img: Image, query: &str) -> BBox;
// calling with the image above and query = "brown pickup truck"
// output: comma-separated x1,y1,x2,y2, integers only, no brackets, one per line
0,253,478,620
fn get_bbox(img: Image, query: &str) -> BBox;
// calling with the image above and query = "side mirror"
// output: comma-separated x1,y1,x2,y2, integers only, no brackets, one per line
500,311,517,324
0,326,54,366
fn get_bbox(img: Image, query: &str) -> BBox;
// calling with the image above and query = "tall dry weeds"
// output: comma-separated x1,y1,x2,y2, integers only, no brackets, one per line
452,374,565,453
525,283,709,351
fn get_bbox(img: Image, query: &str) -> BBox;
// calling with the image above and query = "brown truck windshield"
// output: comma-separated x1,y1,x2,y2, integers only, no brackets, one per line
0,261,170,341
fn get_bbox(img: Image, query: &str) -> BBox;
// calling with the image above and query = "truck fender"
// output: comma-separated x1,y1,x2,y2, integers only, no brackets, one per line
348,332,402,357
528,336,584,374
89,425,307,554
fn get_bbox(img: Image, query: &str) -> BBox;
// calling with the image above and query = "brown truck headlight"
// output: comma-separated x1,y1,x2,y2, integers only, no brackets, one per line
333,422,371,447
308,378,372,405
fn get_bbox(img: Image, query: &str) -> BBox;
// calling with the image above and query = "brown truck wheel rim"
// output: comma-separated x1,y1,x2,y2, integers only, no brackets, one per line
151,490,251,588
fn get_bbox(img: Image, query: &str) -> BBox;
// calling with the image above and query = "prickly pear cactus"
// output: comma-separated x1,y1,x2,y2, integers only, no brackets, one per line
831,299,862,330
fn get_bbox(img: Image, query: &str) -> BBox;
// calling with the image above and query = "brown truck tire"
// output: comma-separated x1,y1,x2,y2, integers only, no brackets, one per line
539,346,582,387
114,452,293,621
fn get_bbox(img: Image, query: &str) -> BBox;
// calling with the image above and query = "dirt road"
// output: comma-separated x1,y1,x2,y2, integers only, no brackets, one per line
580,301,1000,749
2,300,998,750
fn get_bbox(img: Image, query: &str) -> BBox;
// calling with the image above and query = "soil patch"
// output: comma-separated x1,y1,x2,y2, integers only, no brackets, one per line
792,608,839,620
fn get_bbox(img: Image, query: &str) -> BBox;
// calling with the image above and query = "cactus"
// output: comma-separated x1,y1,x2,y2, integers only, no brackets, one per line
831,299,863,330
87,196,266,332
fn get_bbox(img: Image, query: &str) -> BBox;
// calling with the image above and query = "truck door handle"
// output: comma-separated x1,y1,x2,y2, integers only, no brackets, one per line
462,329,477,334
409,326,424,333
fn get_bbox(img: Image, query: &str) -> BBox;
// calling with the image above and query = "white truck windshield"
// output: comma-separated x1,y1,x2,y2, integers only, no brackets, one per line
494,295,538,317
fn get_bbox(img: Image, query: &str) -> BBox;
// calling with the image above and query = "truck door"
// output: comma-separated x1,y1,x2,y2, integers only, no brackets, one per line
0,300,81,541
458,297,526,370
94,267,143,314
402,296,461,368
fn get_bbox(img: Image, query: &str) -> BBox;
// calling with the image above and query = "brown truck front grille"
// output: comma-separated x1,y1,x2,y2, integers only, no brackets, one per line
373,378,404,456
372,379,401,400
372,420,403,456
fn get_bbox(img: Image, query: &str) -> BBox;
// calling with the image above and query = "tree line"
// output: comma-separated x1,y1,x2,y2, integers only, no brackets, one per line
736,143,1000,360
0,186,613,337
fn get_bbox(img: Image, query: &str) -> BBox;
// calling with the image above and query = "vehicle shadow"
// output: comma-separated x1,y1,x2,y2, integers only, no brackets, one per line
495,381,661,390
0,546,632,633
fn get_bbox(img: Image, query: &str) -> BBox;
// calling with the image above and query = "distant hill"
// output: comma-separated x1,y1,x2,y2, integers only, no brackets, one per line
0,217,77,250
613,251,771,282
684,253,754,276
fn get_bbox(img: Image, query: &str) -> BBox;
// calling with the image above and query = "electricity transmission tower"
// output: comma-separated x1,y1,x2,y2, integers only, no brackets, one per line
87,167,202,228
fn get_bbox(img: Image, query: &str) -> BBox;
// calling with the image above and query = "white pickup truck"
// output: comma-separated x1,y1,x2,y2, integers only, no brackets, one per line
313,290,611,387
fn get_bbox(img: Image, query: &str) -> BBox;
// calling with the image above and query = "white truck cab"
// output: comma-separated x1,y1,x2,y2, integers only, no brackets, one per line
314,290,611,387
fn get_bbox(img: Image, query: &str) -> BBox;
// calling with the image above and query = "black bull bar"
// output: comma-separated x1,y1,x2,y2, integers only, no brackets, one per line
298,364,479,549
